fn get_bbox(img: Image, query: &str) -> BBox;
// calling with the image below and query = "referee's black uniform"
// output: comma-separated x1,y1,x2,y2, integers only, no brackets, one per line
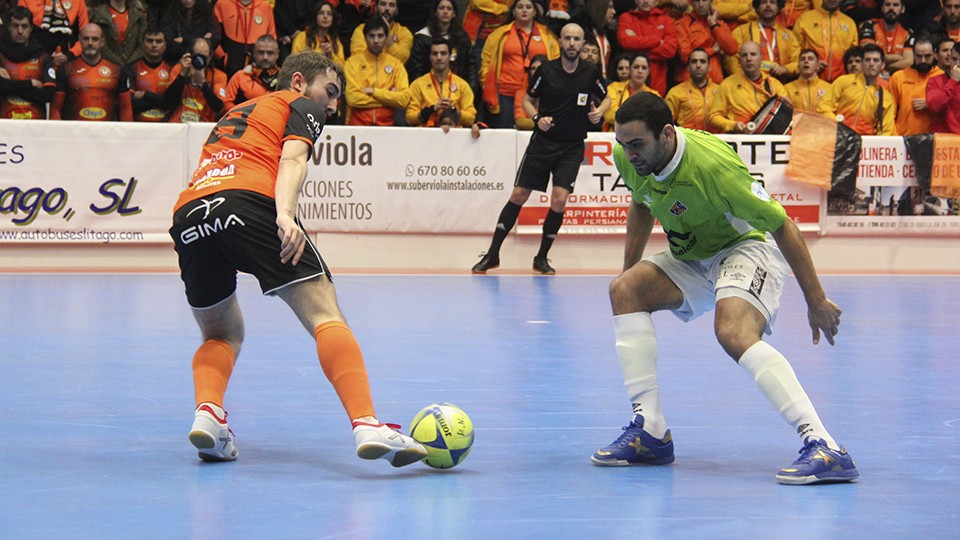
472,51,607,275
517,58,608,193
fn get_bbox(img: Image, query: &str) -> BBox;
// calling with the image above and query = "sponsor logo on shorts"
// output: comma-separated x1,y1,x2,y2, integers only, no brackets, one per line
750,267,767,296
180,213,245,244
186,197,225,219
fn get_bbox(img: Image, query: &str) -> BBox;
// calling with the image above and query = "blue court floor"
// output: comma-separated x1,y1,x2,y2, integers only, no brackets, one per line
1,273,958,539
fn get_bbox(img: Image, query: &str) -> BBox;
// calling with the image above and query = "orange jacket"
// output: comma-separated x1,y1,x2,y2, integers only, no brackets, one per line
463,0,514,43
675,13,738,84
889,66,942,136
479,22,558,113
617,7,678,95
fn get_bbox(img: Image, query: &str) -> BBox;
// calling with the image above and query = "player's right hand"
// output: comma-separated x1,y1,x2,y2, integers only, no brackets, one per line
808,297,842,346
276,214,306,265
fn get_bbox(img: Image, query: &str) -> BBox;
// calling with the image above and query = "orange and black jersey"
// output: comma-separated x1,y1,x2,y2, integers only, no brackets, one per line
52,56,133,121
0,42,56,119
174,89,328,211
128,58,175,121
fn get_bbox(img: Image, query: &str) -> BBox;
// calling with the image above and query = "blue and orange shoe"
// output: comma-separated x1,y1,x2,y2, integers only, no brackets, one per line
591,415,675,467
776,437,859,485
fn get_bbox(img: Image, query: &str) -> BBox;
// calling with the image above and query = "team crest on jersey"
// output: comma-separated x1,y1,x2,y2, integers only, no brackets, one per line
384,65,394,74
817,89,826,96
159,69,170,79
533,35,542,42
254,15,263,24
451,83,458,92
62,0,72,8
669,200,687,216
48,67,56,79
99,66,111,77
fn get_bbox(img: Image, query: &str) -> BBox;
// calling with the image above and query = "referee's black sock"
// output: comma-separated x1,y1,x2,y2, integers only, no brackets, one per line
489,201,522,256
536,209,565,259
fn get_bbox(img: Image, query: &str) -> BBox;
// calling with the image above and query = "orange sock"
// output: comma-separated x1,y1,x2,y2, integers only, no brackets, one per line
192,339,236,407
314,321,376,421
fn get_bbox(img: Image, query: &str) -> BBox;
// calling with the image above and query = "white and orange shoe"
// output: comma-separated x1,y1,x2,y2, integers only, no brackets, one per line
189,402,238,462
352,420,427,467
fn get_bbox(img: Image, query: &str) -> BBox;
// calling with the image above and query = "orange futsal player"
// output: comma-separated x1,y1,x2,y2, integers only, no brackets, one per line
169,50,427,466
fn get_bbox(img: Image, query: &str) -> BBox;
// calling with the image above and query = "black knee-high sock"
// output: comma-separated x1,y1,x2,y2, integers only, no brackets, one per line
489,201,522,255
536,209,564,258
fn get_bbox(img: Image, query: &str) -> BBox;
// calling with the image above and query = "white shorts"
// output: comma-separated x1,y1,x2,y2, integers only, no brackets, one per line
645,239,788,335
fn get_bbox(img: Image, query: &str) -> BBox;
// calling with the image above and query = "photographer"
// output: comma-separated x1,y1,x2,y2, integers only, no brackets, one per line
223,35,280,110
163,36,228,122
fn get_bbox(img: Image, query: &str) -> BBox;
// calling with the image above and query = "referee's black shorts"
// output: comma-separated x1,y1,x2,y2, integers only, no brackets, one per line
170,190,330,308
515,132,585,193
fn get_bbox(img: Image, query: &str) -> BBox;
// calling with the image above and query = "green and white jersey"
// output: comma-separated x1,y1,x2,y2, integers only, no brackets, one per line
614,127,787,261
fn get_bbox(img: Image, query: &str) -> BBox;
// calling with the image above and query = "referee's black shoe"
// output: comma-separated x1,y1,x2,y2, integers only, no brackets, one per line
532,256,556,275
471,252,500,274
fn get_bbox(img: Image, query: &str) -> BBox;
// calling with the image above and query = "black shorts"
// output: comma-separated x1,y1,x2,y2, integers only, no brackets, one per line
515,133,585,193
169,190,330,308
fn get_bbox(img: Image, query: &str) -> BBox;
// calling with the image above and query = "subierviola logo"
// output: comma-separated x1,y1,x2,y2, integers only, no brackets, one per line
313,134,372,166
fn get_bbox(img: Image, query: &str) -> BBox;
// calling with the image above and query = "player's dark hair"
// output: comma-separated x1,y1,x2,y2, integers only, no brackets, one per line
363,16,390,37
955,42,960,55
7,6,33,24
144,25,164,38
430,36,451,53
629,51,651,67
799,48,820,60
615,92,673,139
277,50,345,92
842,45,864,64
861,43,884,60
752,0,786,11
688,47,709,61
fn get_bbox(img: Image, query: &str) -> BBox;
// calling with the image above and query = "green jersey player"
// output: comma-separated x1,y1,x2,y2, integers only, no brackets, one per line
590,92,859,485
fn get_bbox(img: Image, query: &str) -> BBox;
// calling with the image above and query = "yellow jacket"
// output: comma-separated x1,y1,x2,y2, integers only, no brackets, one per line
708,71,787,132
603,80,661,131
373,71,477,127
816,73,897,135
291,32,345,66
344,49,409,113
889,66,943,136
784,76,832,113
726,22,801,79
665,78,721,132
715,0,758,26
350,21,414,63
793,7,858,82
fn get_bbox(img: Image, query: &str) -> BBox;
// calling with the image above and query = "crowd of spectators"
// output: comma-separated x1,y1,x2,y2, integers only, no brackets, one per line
0,0,958,134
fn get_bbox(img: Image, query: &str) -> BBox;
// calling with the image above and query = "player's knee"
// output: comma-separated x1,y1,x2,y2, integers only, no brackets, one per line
509,189,531,205
609,273,642,313
714,324,754,360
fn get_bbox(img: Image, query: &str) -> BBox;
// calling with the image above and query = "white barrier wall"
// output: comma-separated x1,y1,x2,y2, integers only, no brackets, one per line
1,121,957,273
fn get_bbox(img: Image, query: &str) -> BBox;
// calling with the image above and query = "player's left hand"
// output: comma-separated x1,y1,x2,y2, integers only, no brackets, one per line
587,103,602,124
808,297,842,346
276,213,306,265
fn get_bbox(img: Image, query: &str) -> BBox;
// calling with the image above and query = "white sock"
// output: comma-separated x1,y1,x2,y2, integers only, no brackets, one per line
738,341,839,450
613,312,667,439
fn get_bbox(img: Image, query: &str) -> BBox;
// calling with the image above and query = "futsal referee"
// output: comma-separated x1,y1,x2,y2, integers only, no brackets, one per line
472,22,609,275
